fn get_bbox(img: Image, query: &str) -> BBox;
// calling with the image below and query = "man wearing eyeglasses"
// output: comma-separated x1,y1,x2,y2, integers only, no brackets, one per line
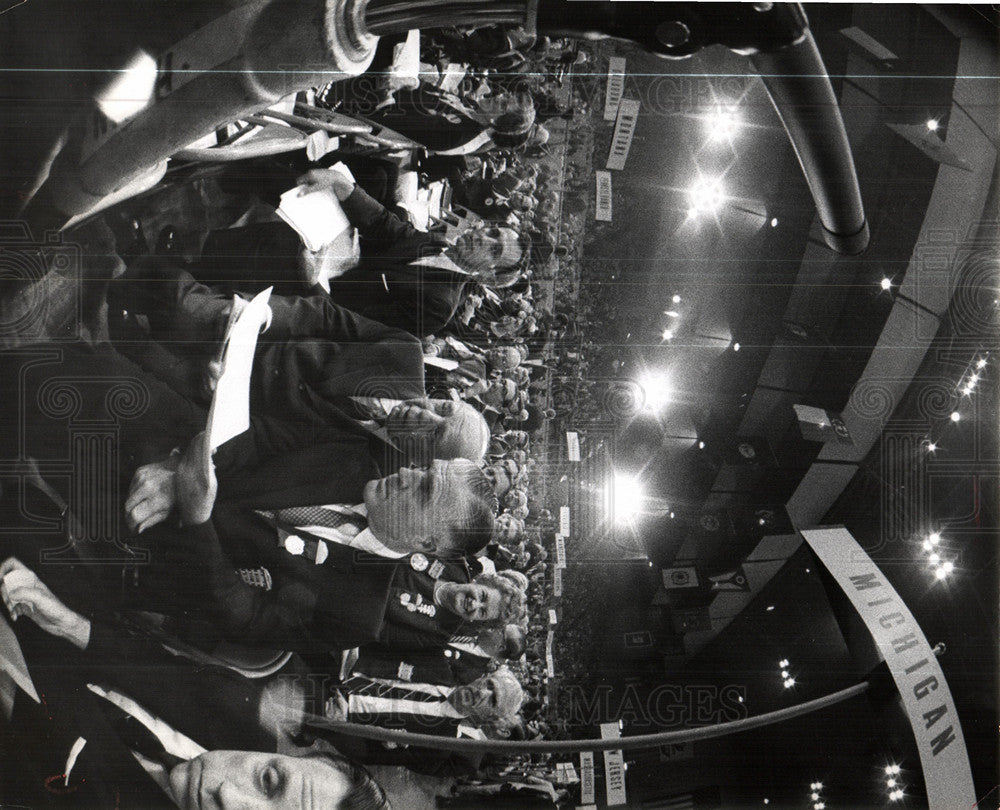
293,167,527,338
185,167,526,338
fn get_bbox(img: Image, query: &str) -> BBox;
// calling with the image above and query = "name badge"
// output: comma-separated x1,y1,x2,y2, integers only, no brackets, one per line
410,552,429,572
428,559,446,580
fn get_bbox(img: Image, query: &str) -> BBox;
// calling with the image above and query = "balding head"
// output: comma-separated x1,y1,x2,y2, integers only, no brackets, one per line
385,398,489,462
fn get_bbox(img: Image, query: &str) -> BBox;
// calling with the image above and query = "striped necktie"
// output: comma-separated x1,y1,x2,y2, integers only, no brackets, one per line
340,676,446,704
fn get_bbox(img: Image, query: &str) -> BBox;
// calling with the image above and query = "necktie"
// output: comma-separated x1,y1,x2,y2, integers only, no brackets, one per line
98,698,185,771
340,676,443,704
255,506,365,563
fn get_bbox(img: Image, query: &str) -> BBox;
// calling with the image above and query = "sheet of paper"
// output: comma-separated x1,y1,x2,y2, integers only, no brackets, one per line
0,610,40,704
207,287,272,451
276,186,350,252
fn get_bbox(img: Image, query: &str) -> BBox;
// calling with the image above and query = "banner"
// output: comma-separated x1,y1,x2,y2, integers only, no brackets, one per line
793,403,854,445
579,752,596,804
560,506,571,536
606,99,639,171
600,722,627,806
545,630,556,677
662,565,699,589
603,56,626,121
566,430,582,461
594,171,612,222
801,527,975,810
555,535,567,569
553,566,563,596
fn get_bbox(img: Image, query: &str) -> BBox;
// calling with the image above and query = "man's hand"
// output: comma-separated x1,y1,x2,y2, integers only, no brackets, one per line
124,451,181,533
0,557,91,649
176,431,217,526
385,398,448,436
296,168,356,202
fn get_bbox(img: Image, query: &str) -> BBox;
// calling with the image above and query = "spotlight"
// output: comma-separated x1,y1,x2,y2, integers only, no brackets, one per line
928,552,940,564
672,294,682,304
688,178,725,214
926,442,937,452
662,329,674,341
943,561,954,574
770,217,778,227
698,441,705,449
611,473,644,524
779,659,789,667
962,383,975,396
781,670,789,678
783,678,796,688
928,533,941,545
976,358,987,369
733,342,741,352
922,540,933,552
935,567,948,580
706,107,740,142
950,411,961,422
811,793,819,801
926,118,939,131
880,277,893,291
887,779,896,787
665,310,680,318
638,373,673,410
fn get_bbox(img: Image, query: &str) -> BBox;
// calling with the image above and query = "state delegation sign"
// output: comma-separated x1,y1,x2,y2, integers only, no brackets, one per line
800,527,975,810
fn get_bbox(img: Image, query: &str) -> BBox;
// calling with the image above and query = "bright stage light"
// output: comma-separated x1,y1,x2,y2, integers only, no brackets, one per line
880,277,893,290
672,294,682,304
928,533,941,545
943,561,954,574
638,373,673,410
662,329,674,341
688,178,725,214
928,552,940,565
611,473,644,524
976,357,988,369
950,411,961,422
706,107,740,142
935,567,948,580
926,118,939,131
926,442,937,452
922,540,933,551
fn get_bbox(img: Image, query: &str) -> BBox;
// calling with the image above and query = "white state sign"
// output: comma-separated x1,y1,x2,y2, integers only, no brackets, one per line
599,723,627,806
607,99,640,171
800,527,975,810
579,751,596,804
604,57,626,121
594,171,612,222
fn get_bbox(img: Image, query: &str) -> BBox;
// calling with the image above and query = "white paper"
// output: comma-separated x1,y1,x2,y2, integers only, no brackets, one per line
276,164,354,252
207,287,272,451
0,611,39,704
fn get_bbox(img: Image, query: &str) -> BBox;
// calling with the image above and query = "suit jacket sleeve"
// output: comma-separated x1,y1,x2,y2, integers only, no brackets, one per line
168,514,395,653
339,184,424,246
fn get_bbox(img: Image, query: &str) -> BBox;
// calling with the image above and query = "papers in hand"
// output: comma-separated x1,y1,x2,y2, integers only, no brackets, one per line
0,610,40,706
276,163,355,252
206,287,273,451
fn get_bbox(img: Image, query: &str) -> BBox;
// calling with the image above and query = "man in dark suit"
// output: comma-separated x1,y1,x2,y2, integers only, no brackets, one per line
0,556,390,810
111,256,426,430
194,168,526,337
118,433,499,654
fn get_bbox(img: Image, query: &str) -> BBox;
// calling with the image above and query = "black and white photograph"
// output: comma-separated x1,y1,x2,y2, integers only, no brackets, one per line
0,2,996,808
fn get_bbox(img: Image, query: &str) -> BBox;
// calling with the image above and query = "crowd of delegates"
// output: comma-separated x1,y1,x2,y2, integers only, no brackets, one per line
0,23,605,810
